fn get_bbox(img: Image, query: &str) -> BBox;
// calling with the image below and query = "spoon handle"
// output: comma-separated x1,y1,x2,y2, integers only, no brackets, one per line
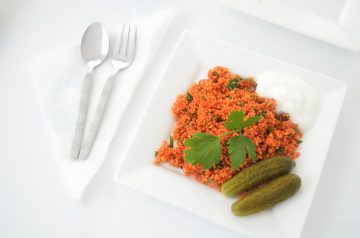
70,72,93,159
78,74,116,160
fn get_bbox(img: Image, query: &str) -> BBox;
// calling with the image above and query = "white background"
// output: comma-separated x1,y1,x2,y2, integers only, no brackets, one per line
0,0,359,237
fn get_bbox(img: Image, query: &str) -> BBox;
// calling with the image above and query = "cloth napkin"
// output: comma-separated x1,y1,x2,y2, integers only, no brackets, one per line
28,11,173,199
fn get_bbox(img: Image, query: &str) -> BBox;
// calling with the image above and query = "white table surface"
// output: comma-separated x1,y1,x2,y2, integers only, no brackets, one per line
1,0,359,237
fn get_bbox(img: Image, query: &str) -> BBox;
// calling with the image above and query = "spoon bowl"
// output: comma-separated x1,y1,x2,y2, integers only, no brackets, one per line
81,22,109,70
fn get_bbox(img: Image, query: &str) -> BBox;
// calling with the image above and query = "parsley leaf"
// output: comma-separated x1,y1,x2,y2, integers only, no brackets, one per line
227,135,257,169
227,136,246,169
242,116,261,128
224,110,244,130
224,110,261,132
184,133,221,170
241,135,257,162
183,110,261,171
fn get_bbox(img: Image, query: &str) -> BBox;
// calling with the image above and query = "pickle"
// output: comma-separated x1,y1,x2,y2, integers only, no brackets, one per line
231,173,301,216
221,156,295,197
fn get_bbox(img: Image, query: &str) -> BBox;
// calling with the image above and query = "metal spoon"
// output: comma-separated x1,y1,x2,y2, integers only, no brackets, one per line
70,22,109,159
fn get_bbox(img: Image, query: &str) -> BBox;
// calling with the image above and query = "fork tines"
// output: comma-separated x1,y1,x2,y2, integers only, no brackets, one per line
114,23,137,61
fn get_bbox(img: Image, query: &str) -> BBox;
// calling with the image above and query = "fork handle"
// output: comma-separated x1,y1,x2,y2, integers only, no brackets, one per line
78,74,116,160
70,72,93,159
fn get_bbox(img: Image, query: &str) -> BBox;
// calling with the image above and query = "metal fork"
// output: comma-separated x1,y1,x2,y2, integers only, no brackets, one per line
78,23,137,160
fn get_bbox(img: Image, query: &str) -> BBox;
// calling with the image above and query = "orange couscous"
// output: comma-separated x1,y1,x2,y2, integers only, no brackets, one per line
155,66,302,190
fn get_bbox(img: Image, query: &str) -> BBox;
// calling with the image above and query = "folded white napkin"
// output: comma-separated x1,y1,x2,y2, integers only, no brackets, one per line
28,11,173,199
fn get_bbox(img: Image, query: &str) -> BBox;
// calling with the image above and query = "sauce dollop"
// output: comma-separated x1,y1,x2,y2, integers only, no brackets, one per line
256,71,320,131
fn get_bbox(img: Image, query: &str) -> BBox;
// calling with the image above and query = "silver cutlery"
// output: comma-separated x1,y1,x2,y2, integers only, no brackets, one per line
70,22,110,159
78,23,137,160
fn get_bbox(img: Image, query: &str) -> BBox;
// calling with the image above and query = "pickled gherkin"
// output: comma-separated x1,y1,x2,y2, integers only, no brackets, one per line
231,173,301,216
221,156,295,197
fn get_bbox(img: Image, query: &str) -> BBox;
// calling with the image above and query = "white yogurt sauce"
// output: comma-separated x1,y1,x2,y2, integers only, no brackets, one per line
256,71,320,131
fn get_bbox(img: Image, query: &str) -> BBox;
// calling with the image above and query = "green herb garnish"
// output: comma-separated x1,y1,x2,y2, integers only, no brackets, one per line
184,110,261,170
294,127,300,134
186,92,193,102
184,133,221,170
211,115,223,122
257,111,266,117
276,147,284,153
169,136,174,148
266,127,273,135
226,78,241,90
237,101,244,107
224,111,260,169
296,139,302,144
212,71,219,78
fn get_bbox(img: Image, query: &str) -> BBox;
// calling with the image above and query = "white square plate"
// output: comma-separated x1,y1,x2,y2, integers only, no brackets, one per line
115,30,347,238
217,0,360,51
